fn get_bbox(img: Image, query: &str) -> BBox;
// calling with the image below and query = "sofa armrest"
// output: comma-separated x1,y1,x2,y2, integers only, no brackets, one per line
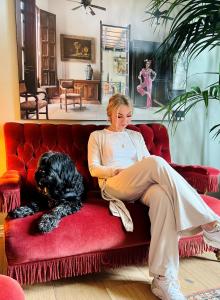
170,163,220,193
0,170,21,213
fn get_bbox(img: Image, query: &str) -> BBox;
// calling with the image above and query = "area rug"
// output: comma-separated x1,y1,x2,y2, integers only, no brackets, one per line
187,287,220,299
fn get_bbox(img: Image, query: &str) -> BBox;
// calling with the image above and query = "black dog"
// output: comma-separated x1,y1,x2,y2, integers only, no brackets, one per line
10,151,84,233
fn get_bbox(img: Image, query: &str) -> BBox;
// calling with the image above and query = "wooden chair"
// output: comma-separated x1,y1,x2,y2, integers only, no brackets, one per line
59,80,82,112
19,81,48,119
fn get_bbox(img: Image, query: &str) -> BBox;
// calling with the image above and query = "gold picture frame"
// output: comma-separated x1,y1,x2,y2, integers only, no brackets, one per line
60,34,95,63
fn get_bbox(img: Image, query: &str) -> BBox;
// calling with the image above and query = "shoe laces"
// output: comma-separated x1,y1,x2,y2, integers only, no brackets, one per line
213,223,220,232
205,223,220,233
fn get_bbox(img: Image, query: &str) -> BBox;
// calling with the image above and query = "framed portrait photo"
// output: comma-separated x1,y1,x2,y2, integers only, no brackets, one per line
60,34,95,63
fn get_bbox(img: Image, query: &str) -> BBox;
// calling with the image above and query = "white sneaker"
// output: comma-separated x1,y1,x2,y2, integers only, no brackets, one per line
151,276,186,300
203,223,220,249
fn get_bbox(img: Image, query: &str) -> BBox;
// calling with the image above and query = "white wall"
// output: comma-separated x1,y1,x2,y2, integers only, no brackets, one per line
169,47,220,168
0,0,20,175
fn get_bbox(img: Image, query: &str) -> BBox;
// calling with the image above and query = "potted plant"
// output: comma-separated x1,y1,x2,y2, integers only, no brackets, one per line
147,0,220,138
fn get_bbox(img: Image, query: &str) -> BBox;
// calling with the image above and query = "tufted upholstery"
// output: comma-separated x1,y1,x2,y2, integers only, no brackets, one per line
4,122,171,192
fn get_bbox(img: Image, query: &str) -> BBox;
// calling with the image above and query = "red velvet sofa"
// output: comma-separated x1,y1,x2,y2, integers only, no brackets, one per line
0,122,220,286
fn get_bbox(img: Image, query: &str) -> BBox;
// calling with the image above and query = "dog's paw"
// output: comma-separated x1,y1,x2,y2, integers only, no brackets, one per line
38,214,60,233
9,206,34,218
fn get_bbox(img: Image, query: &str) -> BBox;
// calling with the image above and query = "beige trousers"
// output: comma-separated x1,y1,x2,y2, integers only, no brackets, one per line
105,156,220,277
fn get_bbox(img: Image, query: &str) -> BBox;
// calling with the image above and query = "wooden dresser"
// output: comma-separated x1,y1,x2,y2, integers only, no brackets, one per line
74,80,100,102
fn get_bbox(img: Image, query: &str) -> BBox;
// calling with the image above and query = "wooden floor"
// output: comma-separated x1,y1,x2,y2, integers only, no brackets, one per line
1,226,220,300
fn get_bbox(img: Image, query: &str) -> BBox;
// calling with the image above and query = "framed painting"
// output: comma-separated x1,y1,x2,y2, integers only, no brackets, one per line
15,1,184,121
60,34,95,63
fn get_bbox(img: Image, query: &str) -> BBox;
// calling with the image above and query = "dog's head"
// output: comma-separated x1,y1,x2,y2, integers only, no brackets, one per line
35,151,79,201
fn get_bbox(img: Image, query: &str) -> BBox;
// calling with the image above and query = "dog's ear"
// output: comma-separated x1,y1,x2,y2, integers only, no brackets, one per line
37,151,54,168
35,151,79,196
44,153,69,185
35,151,56,187
58,154,76,182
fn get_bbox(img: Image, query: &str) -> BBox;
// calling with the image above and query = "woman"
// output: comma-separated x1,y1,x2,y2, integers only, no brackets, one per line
137,59,157,108
88,93,220,300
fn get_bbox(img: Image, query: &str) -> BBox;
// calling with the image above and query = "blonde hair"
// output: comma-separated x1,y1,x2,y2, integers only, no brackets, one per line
106,94,133,119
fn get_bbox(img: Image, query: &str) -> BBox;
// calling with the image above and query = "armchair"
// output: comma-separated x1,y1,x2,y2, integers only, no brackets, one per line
59,79,82,111
19,81,48,119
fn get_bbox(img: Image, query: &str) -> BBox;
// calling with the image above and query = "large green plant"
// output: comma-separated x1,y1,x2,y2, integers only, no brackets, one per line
148,0,220,137
157,69,220,135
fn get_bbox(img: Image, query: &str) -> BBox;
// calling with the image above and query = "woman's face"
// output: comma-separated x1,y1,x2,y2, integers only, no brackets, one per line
110,104,132,131
145,60,151,68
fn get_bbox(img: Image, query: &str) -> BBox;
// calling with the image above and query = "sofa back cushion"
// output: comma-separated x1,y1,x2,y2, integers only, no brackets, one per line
4,123,171,191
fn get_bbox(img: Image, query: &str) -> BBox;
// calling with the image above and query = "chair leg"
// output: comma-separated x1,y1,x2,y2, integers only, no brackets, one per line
79,96,82,110
60,97,62,109
46,104,49,119
65,97,67,112
36,105,39,119
25,109,29,119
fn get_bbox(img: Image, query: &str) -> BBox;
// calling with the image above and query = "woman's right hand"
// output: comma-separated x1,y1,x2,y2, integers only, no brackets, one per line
114,169,123,175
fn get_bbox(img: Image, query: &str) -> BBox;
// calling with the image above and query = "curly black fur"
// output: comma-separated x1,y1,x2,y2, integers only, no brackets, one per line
9,151,84,233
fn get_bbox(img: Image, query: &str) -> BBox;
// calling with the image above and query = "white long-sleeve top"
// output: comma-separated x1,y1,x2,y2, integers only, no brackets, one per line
88,128,150,181
88,128,150,232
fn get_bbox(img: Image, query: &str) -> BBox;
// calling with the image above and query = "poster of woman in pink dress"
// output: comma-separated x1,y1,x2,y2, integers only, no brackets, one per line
137,59,157,108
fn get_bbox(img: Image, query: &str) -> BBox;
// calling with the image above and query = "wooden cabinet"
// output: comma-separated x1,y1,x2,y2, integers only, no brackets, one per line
74,80,100,102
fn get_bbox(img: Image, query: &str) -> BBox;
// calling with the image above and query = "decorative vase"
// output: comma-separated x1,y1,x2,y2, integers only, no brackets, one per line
85,64,93,80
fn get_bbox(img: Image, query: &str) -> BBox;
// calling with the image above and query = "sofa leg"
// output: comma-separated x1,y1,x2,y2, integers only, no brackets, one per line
214,249,220,261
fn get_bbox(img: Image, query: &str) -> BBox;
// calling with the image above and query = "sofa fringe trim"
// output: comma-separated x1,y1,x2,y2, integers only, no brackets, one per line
7,236,214,285
0,187,20,213
7,245,149,285
179,234,214,257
